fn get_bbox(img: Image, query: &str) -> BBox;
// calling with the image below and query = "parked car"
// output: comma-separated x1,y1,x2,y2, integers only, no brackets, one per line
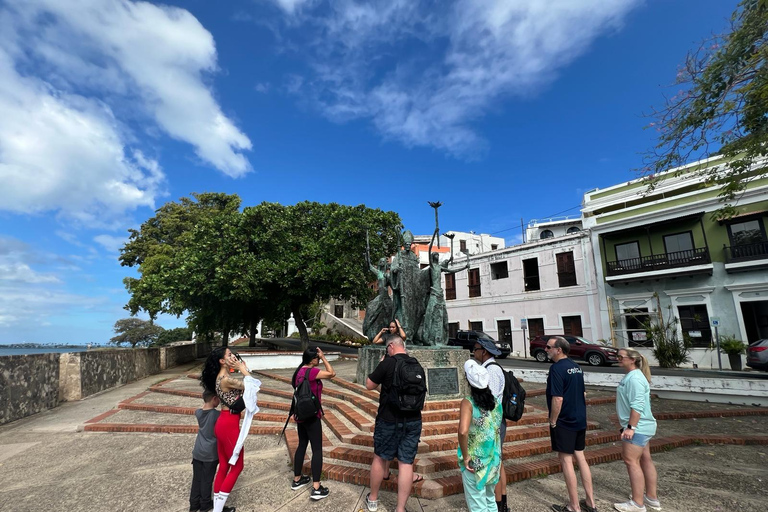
746,339,768,371
447,330,511,358
529,334,619,366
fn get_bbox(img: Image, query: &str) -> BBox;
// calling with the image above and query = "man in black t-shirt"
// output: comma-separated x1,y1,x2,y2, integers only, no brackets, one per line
546,336,597,512
364,336,422,512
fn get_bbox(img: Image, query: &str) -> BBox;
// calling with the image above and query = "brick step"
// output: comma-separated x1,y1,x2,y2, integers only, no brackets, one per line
149,386,292,412
117,402,289,423
300,434,768,499
320,427,622,473
343,420,600,451
83,422,284,435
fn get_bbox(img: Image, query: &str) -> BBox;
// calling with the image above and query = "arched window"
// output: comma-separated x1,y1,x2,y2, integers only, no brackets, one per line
567,226,581,234
540,230,554,239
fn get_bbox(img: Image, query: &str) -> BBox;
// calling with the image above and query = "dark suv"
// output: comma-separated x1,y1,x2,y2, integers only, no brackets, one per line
529,334,618,366
448,330,511,358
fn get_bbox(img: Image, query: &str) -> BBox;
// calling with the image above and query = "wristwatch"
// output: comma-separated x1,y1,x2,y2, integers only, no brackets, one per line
626,424,634,430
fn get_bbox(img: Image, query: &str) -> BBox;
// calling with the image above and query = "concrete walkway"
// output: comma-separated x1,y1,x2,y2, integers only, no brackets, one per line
1,359,766,512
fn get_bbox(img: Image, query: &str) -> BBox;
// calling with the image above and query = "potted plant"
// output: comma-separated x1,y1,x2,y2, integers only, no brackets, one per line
719,335,746,371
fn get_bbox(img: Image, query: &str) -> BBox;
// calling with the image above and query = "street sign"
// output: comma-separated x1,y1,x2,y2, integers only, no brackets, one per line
520,318,527,329
711,317,720,327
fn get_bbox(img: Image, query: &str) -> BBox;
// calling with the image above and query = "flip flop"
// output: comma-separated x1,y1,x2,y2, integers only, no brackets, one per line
412,474,424,484
382,471,391,481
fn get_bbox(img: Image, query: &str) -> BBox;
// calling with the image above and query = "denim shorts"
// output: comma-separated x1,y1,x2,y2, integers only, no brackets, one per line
373,418,422,464
624,432,653,447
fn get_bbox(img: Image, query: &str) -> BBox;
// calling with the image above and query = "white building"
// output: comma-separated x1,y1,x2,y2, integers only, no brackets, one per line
444,221,604,357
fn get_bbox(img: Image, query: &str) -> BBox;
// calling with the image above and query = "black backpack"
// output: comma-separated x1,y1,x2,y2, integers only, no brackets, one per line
292,368,322,422
488,362,526,422
390,355,427,412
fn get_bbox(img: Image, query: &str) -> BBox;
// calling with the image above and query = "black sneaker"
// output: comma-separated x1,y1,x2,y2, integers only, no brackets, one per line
223,507,236,512
292,475,311,491
310,485,330,500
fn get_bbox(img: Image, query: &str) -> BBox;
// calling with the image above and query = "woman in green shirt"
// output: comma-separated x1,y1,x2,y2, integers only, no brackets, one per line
458,359,502,512
613,348,661,512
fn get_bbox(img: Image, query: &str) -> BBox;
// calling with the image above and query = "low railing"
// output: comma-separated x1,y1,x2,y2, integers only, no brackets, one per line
606,247,711,276
724,241,768,263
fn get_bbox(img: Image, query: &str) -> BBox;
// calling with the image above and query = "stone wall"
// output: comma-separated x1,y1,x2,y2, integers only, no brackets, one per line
161,343,197,370
0,353,60,425
2,343,204,425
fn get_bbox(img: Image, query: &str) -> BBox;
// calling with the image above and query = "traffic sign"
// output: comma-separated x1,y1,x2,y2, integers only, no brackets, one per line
711,317,720,327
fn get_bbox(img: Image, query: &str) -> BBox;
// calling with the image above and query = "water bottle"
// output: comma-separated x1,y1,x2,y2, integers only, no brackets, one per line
511,393,517,406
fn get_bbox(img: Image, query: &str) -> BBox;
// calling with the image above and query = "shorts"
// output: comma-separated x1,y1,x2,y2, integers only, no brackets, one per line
623,432,653,447
373,418,422,464
550,426,585,454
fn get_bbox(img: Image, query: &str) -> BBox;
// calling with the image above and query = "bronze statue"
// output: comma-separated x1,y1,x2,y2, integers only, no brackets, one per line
417,229,469,345
390,229,427,343
362,257,394,342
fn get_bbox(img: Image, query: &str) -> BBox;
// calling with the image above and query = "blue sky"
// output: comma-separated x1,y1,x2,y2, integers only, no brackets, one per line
0,0,737,344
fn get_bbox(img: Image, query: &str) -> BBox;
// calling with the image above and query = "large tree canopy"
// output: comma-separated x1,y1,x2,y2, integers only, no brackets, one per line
643,0,768,213
120,194,401,349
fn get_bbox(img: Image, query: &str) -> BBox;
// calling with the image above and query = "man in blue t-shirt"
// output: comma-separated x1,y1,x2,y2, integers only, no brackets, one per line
546,337,597,512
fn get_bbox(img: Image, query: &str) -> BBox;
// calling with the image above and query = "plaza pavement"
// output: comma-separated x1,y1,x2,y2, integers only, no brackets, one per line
0,358,766,512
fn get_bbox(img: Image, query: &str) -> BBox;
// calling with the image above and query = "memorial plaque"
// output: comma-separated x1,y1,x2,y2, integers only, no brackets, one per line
427,367,459,396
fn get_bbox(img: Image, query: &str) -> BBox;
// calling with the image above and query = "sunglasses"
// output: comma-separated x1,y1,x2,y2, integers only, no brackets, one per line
472,347,484,353
545,345,557,350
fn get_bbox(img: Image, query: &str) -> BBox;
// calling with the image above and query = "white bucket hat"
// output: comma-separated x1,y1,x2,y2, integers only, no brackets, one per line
463,359,490,390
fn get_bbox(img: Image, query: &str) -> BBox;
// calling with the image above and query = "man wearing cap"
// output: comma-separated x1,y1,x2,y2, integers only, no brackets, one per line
546,336,596,512
472,337,509,512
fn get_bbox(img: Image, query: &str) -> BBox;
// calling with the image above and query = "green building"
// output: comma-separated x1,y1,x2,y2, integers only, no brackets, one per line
582,156,768,368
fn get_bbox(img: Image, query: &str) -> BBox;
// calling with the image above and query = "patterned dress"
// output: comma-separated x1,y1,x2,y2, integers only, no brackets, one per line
457,396,502,489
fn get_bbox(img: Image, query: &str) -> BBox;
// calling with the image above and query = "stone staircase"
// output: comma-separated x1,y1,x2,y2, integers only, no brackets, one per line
81,364,768,500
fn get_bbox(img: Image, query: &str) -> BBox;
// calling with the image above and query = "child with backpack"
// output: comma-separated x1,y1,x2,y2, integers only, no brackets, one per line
290,347,336,500
189,390,221,512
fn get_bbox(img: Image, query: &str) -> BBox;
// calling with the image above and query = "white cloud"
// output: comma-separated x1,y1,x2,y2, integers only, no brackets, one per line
0,237,61,284
269,0,316,15
270,0,641,157
0,0,252,223
0,236,105,328
94,234,128,254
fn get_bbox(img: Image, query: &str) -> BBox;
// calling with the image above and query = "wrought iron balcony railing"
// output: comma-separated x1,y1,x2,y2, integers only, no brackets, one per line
724,240,768,263
606,247,711,276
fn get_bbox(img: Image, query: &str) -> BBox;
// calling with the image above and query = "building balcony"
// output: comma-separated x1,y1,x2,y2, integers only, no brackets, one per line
724,241,768,273
606,247,713,283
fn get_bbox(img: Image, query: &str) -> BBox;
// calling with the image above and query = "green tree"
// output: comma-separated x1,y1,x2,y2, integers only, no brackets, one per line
241,201,401,350
121,195,401,351
121,193,249,346
153,327,193,347
643,0,768,214
109,318,165,348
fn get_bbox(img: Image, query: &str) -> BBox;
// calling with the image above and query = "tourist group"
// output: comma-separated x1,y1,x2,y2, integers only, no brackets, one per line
191,329,660,512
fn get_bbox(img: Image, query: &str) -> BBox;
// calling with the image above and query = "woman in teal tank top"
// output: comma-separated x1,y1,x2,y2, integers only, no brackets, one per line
458,359,502,512
613,348,661,512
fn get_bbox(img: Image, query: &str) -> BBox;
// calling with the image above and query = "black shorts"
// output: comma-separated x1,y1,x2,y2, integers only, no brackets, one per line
550,426,585,454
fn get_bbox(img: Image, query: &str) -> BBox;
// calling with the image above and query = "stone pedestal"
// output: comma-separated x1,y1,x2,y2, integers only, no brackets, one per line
356,345,470,401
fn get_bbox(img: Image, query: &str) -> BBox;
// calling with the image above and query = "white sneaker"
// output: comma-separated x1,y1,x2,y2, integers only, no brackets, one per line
365,492,378,512
613,501,646,512
643,495,661,511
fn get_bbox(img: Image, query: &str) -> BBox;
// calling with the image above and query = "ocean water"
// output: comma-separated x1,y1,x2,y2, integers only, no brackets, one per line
0,347,90,356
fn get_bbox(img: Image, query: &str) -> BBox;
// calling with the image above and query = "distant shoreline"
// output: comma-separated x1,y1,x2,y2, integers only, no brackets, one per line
0,346,92,356
2,343,90,349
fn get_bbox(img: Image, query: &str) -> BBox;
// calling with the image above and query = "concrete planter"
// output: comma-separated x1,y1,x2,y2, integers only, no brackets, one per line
727,353,743,372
